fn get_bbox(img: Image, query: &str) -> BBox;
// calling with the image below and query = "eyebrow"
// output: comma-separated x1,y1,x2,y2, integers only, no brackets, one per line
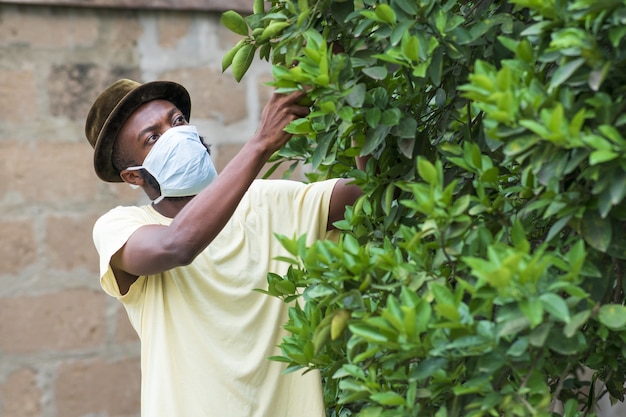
135,106,180,142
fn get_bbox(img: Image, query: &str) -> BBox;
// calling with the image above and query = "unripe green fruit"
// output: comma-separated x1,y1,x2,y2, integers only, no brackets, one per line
297,96,314,106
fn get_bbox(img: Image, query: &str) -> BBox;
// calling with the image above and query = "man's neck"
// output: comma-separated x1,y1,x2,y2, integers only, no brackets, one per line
152,196,194,218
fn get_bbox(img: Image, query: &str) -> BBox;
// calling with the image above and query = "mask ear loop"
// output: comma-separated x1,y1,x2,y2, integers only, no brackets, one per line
125,166,143,190
126,166,164,203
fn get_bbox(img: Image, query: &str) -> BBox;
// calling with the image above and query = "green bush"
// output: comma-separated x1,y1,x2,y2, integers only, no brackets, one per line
222,0,626,415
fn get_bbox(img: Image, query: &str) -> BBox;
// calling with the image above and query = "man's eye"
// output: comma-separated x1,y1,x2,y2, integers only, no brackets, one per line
147,133,160,143
174,115,187,126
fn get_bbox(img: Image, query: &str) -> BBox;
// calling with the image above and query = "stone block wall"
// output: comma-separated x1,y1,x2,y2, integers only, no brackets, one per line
0,3,280,416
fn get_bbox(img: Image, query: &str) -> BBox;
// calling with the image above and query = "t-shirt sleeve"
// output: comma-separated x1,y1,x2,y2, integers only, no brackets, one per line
296,179,341,239
92,206,149,298
255,178,341,243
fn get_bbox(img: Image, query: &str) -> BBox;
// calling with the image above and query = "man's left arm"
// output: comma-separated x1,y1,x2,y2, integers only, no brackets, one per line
327,178,363,230
327,147,370,229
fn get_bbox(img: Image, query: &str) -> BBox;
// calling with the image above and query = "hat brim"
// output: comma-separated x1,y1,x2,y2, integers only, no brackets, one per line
93,81,191,182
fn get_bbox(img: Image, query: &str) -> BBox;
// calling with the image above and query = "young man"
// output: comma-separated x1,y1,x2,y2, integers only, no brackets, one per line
84,79,362,417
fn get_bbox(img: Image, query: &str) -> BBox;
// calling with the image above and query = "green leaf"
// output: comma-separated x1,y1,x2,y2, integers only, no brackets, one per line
370,87,389,108
231,43,256,82
220,10,249,36
428,48,443,85
511,219,529,251
221,40,245,72
374,4,396,25
253,0,264,14
358,407,383,417
450,195,470,217
598,304,626,330
519,298,543,328
381,108,401,126
410,358,448,381
284,118,311,134
564,399,579,417
507,337,529,357
413,299,432,334
346,83,366,107
393,118,417,138
371,391,406,406
259,21,290,41
498,315,530,338
434,9,447,34
365,107,382,128
581,211,612,252
311,132,334,170
349,322,389,343
599,124,626,146
529,322,551,347
390,19,414,45
362,125,391,155
546,331,586,355
393,0,418,15
498,36,518,53
539,293,570,324
564,310,591,338
609,170,626,205
589,62,611,91
343,233,361,255
362,66,388,80
401,33,420,62
274,279,296,295
549,58,585,91
275,234,298,257
546,215,571,242
480,166,499,183
589,150,618,165
431,283,455,306
609,25,626,47
417,157,438,184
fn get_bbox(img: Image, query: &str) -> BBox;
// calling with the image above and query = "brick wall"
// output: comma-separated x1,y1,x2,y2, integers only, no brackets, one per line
0,4,280,417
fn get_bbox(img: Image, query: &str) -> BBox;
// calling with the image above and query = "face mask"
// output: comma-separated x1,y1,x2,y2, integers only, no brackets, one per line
127,125,217,203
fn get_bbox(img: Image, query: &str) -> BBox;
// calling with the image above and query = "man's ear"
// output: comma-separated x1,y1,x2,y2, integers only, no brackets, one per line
120,169,144,187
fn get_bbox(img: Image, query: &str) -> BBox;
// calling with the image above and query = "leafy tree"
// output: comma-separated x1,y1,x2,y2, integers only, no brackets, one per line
221,0,626,415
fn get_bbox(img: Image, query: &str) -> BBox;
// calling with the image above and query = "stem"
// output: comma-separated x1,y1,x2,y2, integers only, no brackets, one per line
549,362,573,413
612,258,623,303
439,232,454,264
519,348,543,390
516,392,537,415
451,394,460,417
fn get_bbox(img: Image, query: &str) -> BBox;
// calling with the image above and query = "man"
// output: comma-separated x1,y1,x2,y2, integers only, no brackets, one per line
84,79,363,417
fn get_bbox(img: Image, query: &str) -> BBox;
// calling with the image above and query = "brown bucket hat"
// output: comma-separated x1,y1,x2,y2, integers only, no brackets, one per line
85,79,191,182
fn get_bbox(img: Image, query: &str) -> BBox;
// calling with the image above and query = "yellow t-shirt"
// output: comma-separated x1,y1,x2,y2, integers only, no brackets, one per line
93,179,339,417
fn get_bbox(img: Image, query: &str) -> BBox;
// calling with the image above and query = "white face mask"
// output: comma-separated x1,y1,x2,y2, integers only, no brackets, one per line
127,125,217,203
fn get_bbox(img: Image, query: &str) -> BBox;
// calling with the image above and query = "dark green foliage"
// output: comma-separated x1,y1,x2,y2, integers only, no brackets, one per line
222,0,626,415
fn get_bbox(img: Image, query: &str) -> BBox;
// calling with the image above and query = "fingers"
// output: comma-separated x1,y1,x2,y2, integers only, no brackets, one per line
280,88,307,103
284,90,311,116
266,90,310,120
254,89,311,151
273,89,309,106
291,102,311,117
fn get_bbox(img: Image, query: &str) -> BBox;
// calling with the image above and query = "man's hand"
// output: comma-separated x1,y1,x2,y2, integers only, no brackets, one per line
252,90,310,155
